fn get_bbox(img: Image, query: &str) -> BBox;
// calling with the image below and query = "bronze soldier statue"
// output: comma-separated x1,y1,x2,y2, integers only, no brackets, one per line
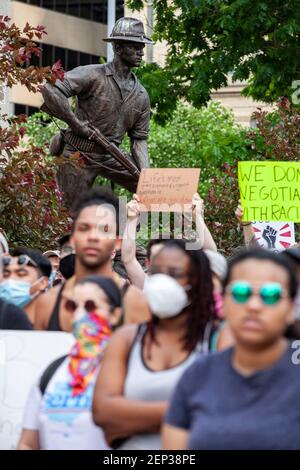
41,17,152,210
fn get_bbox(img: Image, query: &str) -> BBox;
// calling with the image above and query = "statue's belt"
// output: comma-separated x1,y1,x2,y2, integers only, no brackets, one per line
61,129,140,177
63,131,101,154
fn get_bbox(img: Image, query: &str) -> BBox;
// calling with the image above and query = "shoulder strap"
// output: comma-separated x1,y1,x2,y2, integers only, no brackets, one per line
195,321,213,355
126,323,145,364
47,284,65,331
39,355,67,396
136,322,147,342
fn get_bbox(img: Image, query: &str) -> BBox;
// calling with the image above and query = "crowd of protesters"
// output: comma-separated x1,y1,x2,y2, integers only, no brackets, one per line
0,186,300,450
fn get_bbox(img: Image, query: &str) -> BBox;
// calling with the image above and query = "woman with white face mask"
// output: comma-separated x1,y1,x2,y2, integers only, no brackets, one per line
92,240,216,450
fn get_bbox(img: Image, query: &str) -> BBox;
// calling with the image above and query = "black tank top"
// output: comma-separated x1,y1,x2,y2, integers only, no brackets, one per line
47,284,65,332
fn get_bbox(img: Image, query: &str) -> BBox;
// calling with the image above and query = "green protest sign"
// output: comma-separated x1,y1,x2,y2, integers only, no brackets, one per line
238,161,300,222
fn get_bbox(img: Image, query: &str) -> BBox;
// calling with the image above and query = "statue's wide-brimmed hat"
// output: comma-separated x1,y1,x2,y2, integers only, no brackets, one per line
103,17,153,45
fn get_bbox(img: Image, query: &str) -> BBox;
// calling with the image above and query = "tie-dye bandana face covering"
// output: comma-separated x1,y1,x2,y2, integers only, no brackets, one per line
69,310,112,396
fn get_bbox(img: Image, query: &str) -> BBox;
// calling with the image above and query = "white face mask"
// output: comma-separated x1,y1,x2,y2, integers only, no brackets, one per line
143,273,189,319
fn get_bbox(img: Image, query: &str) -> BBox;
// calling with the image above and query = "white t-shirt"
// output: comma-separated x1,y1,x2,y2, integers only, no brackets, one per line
22,357,109,450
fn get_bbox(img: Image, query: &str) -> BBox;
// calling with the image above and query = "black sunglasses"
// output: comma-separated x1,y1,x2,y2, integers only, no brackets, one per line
64,299,99,313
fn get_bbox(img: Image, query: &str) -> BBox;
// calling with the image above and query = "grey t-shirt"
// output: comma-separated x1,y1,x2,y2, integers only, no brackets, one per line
165,343,300,450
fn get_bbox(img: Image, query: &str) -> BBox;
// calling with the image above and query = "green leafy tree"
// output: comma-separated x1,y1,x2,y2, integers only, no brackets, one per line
205,99,300,253
0,16,64,91
147,101,251,195
24,100,300,253
26,102,250,196
0,129,71,250
24,102,251,251
129,0,300,122
0,16,70,250
248,98,300,162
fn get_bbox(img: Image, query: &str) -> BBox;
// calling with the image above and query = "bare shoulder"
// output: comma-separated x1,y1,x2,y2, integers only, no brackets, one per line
102,323,140,363
111,323,140,347
123,284,151,324
124,284,146,302
37,284,61,308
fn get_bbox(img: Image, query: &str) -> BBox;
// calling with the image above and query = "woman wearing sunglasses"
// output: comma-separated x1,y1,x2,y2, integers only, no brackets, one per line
92,239,215,450
17,276,122,450
163,248,300,450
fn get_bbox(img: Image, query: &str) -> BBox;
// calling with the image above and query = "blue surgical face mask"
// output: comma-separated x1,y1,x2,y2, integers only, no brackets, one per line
0,278,42,308
48,270,57,288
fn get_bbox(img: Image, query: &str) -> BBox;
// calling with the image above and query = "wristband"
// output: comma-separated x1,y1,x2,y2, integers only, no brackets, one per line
241,222,252,227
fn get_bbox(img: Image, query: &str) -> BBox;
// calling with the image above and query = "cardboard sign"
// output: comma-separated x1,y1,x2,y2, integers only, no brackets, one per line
136,168,201,211
0,331,74,450
238,161,300,222
252,221,295,252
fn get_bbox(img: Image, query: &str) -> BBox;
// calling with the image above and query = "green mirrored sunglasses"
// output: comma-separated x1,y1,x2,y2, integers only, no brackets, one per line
226,281,288,306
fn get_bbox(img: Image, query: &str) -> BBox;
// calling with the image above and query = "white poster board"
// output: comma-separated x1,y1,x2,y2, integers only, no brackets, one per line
0,331,74,450
252,221,295,252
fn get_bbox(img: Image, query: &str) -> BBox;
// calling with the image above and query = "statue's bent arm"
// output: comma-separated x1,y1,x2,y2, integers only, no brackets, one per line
131,139,149,169
42,84,78,128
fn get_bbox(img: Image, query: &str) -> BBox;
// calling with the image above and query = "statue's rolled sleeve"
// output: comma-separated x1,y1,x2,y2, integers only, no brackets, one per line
129,93,150,141
54,65,95,98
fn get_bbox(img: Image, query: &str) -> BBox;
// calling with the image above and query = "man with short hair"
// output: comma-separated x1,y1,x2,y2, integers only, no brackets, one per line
41,17,152,210
34,187,150,331
58,233,74,259
43,250,60,271
43,250,63,287
0,253,32,329
0,247,51,324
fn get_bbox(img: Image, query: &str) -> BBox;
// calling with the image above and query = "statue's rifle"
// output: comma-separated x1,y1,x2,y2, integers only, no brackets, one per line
42,103,141,178
87,126,140,178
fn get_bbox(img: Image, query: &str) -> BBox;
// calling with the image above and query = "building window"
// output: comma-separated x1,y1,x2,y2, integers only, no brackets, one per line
54,0,67,13
67,1,80,17
14,104,39,116
54,46,67,68
16,0,124,23
67,49,79,70
28,43,102,70
41,1,56,9
14,43,104,116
